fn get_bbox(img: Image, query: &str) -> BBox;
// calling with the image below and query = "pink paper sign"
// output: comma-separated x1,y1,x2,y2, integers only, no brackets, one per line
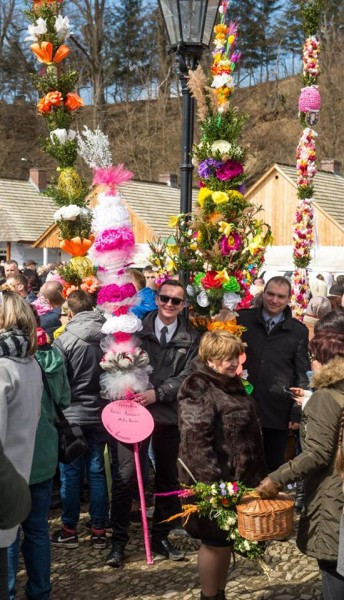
102,400,154,443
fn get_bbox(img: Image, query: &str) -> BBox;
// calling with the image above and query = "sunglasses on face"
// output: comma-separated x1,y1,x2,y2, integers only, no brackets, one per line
158,294,184,306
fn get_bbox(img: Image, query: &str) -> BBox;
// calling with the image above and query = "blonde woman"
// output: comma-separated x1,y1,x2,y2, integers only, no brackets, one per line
0,291,42,600
178,331,266,600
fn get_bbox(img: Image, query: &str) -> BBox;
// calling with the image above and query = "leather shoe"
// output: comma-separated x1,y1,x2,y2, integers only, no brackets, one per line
106,543,124,568
151,538,185,561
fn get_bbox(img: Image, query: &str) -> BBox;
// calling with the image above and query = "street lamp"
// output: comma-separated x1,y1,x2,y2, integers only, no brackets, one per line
158,1,221,216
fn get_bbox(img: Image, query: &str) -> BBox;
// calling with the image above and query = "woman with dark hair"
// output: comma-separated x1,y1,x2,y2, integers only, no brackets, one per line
257,321,344,600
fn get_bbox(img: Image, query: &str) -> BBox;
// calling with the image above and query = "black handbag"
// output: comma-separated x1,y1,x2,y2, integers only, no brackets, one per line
38,360,88,464
53,402,88,465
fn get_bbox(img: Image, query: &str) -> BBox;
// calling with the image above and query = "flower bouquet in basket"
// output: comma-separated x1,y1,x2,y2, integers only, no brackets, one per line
156,480,265,559
157,479,295,559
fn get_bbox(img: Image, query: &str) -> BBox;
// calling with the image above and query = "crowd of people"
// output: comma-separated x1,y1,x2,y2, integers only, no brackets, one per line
0,260,344,600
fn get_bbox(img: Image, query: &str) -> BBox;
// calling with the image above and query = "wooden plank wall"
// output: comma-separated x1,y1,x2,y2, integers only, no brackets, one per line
247,170,344,246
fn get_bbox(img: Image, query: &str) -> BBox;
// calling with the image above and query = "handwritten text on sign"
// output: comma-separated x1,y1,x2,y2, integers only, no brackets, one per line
102,400,154,443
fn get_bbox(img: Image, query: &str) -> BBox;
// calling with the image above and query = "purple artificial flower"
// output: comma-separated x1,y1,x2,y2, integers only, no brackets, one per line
231,51,241,64
238,183,245,194
198,159,222,179
216,160,244,181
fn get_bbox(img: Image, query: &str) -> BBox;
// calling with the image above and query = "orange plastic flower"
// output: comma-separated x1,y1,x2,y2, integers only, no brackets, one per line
47,90,63,106
214,24,229,35
60,236,94,256
80,276,99,294
64,93,85,111
31,42,70,64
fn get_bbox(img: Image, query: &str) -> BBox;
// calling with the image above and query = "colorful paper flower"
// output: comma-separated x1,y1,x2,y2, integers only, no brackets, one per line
216,160,243,181
201,271,223,289
64,92,84,111
30,41,70,63
212,191,229,205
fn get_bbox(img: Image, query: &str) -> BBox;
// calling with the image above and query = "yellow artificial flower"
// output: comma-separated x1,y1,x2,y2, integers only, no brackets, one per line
229,190,244,202
198,187,212,207
218,221,233,237
215,269,230,283
190,241,198,251
167,244,178,256
248,234,264,255
168,214,182,229
166,257,177,272
212,191,229,205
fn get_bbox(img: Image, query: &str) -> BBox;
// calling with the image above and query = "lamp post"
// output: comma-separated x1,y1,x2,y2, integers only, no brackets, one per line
157,1,221,217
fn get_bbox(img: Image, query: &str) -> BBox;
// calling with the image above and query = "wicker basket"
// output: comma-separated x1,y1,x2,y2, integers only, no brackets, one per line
237,493,295,542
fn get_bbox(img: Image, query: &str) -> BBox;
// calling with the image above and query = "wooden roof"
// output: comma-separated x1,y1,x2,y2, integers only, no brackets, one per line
276,164,344,229
34,180,199,247
0,178,56,242
248,163,344,231
119,180,198,238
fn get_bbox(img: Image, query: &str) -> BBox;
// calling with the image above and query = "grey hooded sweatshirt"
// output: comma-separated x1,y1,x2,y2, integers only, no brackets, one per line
53,311,105,426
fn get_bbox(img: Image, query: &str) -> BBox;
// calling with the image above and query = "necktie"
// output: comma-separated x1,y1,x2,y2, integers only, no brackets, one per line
266,318,275,334
160,326,168,347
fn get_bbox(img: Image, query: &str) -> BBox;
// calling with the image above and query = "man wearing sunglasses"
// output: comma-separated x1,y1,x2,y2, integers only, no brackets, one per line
107,279,200,568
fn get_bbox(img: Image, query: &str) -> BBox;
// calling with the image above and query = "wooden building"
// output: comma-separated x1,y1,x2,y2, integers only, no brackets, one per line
245,160,344,273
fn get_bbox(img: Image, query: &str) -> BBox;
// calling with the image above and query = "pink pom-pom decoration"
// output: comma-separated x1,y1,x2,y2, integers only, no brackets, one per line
93,227,135,253
93,165,133,193
298,86,321,113
97,283,137,305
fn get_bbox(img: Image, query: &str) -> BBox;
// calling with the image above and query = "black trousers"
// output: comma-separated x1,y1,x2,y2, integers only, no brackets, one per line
110,424,181,547
319,560,344,600
262,427,289,473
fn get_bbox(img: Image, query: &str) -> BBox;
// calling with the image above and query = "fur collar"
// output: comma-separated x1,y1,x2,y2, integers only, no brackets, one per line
312,356,344,389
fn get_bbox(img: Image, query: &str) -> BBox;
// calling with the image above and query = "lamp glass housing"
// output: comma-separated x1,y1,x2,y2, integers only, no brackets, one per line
158,0,220,48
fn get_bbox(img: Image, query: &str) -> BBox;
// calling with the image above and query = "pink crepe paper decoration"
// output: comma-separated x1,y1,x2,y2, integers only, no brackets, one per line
93,227,135,253
298,86,321,112
114,332,132,343
97,282,137,305
93,165,133,193
114,306,131,316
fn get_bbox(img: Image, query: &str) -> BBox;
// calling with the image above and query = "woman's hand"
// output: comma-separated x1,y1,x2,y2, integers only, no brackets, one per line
256,477,281,498
289,387,305,405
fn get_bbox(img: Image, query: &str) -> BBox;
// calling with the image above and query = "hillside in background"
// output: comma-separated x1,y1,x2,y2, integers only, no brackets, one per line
0,71,343,188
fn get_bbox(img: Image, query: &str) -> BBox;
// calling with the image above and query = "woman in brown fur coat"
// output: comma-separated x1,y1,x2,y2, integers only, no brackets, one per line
178,331,266,600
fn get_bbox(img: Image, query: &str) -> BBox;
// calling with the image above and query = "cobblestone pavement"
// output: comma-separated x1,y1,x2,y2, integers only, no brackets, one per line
15,508,322,600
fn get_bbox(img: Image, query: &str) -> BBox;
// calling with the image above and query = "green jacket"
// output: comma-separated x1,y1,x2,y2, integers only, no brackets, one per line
31,346,70,485
270,356,344,562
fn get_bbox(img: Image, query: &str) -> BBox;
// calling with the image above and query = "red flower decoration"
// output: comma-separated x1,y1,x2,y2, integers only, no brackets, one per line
201,271,223,289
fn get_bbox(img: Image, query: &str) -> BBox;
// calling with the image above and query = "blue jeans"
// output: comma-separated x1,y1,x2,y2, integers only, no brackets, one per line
59,430,107,529
7,478,53,600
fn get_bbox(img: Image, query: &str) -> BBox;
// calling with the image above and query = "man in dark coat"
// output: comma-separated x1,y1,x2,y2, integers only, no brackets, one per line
237,276,310,472
107,279,200,568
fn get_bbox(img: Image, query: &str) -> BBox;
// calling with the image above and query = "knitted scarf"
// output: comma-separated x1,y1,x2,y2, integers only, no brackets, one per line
0,329,29,358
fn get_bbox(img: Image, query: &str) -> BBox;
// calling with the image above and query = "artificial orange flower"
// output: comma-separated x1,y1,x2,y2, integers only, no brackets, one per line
80,276,99,294
53,44,70,63
37,90,63,113
64,92,85,111
214,24,229,35
46,90,63,106
30,41,70,64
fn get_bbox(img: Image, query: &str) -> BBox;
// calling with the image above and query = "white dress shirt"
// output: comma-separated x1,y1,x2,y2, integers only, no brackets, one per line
155,315,177,344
